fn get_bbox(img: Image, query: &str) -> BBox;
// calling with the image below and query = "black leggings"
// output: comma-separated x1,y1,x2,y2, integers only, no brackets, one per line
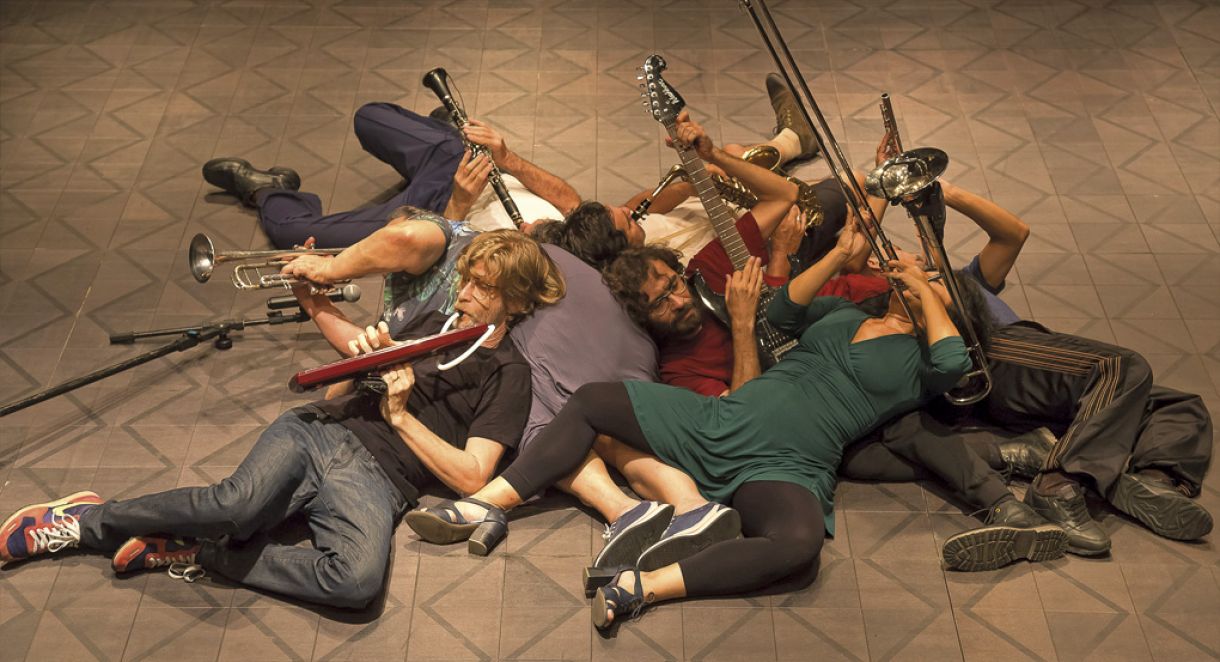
500,382,651,500
499,383,827,597
681,480,826,597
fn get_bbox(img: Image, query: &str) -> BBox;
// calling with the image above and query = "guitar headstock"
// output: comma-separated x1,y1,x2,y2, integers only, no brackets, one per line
639,54,685,127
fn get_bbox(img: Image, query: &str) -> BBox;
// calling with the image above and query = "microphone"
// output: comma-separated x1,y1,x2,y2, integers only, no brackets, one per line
266,284,361,310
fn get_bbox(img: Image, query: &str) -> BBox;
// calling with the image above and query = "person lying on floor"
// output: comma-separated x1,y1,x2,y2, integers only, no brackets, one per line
403,216,990,630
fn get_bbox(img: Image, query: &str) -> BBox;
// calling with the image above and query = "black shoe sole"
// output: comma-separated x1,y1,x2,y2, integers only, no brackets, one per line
1110,474,1213,541
636,508,741,572
942,524,1068,571
592,504,674,569
403,510,477,545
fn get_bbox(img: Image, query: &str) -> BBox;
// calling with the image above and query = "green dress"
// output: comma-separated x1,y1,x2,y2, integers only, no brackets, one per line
625,288,970,535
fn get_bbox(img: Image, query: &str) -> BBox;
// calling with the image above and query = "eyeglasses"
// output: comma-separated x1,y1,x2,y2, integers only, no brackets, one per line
462,277,500,306
646,275,688,315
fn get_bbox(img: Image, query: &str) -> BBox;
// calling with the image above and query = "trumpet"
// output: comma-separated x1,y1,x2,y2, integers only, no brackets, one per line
188,233,348,292
423,67,524,228
739,0,990,405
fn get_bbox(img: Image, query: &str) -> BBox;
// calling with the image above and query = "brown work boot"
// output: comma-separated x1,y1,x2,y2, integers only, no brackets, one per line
765,73,817,161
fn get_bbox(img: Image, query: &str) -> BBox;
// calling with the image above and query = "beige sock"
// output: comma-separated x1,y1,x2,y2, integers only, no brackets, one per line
769,128,803,163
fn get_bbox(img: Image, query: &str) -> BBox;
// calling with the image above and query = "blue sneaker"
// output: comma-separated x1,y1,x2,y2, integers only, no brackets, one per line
636,502,741,572
593,501,674,569
1,491,102,564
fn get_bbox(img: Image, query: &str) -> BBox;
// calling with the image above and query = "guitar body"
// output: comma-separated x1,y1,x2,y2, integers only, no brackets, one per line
641,53,798,369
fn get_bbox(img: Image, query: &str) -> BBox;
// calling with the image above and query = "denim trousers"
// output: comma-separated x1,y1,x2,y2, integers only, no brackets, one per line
78,410,408,609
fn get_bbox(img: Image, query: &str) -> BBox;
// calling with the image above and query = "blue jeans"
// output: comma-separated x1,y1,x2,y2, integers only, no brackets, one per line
257,102,464,248
78,410,408,609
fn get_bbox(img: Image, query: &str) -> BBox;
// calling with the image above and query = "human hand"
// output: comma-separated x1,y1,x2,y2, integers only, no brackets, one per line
833,214,869,261
725,256,763,327
378,363,416,423
769,205,804,257
281,254,335,285
885,259,931,297
463,118,509,164
347,320,395,356
448,149,492,218
666,110,714,161
876,128,900,166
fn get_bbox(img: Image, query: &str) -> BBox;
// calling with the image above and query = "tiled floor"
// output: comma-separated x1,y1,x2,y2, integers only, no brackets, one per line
1,0,1219,660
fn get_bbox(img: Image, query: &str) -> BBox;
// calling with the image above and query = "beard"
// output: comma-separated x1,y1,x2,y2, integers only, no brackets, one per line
649,303,703,342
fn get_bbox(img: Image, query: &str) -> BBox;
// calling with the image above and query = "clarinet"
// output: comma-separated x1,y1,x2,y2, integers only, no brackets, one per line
423,67,524,228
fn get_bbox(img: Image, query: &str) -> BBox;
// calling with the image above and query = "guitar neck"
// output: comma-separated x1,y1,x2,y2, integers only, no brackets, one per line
664,123,751,270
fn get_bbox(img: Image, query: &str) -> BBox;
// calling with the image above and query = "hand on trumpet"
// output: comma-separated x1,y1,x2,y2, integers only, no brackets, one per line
378,362,416,425
666,110,714,162
463,118,509,164
347,321,396,356
281,250,336,286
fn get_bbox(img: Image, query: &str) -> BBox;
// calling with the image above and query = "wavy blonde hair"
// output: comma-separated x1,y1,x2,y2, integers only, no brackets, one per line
456,229,565,323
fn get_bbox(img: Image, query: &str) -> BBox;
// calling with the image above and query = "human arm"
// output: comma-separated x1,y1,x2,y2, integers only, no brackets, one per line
442,149,493,221
668,111,797,238
724,257,763,393
885,260,960,345
464,119,582,215
785,214,867,306
765,205,803,282
941,181,1030,289
280,216,448,285
378,362,507,495
292,287,387,357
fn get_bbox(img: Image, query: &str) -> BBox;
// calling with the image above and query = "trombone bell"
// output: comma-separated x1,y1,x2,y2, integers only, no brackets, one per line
864,147,949,202
189,233,216,283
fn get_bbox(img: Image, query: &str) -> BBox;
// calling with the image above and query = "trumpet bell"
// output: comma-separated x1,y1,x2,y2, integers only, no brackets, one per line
189,233,216,283
865,147,949,201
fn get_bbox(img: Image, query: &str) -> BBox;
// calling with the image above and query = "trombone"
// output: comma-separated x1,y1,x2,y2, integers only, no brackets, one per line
188,233,348,292
738,0,991,405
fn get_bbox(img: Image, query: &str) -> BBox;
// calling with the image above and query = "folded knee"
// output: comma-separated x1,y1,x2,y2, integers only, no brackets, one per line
319,554,387,609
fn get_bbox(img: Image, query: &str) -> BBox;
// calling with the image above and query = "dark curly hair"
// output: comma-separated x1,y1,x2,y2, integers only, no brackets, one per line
601,245,685,332
531,201,629,272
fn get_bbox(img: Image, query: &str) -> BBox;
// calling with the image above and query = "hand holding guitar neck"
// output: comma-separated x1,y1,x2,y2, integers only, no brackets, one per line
665,111,715,162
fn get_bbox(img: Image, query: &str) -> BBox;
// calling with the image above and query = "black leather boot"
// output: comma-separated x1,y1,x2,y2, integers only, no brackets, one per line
942,498,1068,572
998,427,1056,481
1024,481,1111,556
1109,472,1213,541
202,158,301,207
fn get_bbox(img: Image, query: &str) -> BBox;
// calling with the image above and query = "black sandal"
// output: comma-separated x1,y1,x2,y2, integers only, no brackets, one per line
592,568,647,631
404,497,508,556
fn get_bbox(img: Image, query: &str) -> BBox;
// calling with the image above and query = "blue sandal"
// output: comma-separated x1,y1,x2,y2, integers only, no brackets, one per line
592,568,647,630
404,497,508,556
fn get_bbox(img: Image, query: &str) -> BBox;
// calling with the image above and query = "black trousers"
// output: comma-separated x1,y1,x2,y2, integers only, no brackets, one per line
839,408,1014,510
982,322,1211,496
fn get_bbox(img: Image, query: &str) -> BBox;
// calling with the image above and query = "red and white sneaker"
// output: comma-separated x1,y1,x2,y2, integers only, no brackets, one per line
112,536,201,573
0,491,103,564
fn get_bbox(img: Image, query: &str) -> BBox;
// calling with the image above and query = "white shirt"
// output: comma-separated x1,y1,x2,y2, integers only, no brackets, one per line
464,174,563,233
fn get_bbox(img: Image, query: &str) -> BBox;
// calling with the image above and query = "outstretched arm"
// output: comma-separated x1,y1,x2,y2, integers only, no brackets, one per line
281,216,448,285
464,119,582,215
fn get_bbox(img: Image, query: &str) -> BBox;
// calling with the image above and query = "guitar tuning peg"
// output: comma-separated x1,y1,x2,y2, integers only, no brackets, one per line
636,75,644,81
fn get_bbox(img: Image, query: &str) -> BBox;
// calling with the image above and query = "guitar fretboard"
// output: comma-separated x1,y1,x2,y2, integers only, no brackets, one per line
664,122,752,270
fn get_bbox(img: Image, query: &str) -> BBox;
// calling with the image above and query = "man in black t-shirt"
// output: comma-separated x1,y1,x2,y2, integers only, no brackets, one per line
0,231,564,610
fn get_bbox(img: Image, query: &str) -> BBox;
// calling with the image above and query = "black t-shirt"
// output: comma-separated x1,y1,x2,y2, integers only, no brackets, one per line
305,311,532,504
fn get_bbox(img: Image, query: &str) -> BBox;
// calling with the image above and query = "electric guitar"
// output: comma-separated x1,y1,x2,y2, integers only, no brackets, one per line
640,54,797,368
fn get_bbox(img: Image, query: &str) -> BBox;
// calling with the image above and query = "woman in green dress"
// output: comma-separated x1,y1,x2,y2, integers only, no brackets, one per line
407,217,977,629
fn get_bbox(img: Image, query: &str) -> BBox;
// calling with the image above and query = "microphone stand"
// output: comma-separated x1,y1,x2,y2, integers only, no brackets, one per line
0,307,310,418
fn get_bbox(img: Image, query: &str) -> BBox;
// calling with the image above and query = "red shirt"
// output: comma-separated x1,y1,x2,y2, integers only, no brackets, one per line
660,213,890,396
